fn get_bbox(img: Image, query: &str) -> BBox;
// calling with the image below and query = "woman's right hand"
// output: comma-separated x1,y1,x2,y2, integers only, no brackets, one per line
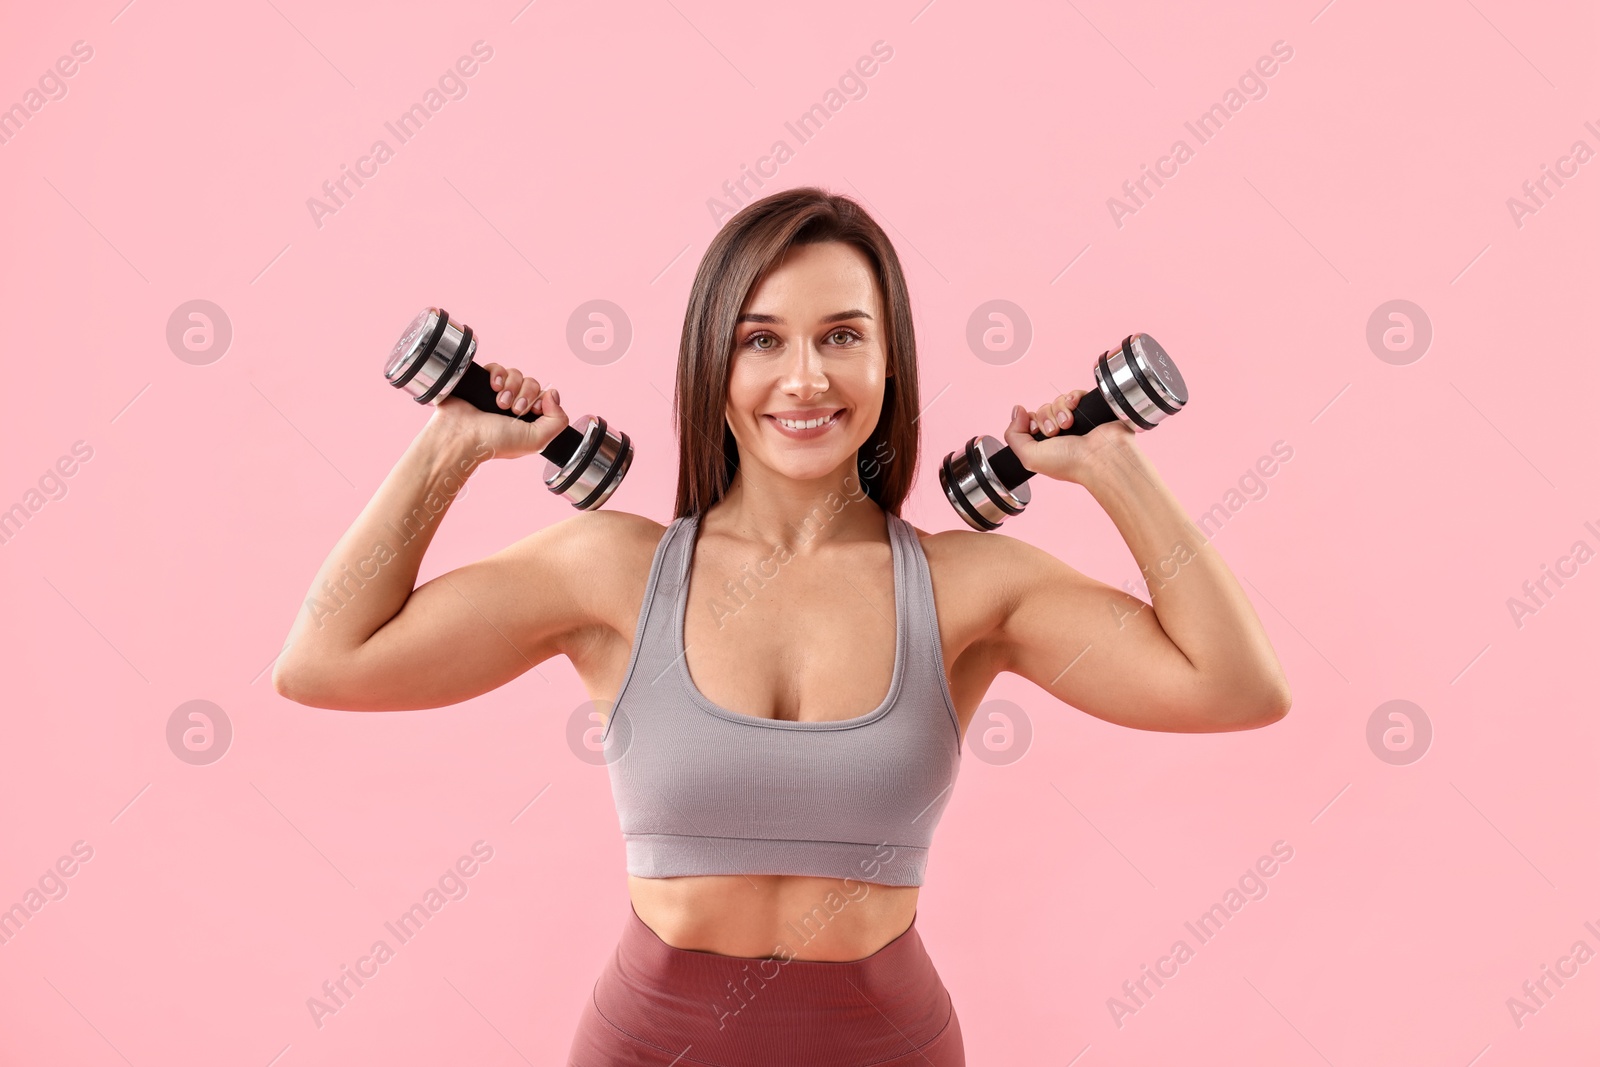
427,362,569,461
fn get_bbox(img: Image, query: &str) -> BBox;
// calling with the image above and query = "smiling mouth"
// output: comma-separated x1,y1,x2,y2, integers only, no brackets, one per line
771,412,844,428
766,410,843,431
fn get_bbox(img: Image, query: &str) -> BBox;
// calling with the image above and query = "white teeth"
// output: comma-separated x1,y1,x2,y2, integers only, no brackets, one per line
774,412,838,430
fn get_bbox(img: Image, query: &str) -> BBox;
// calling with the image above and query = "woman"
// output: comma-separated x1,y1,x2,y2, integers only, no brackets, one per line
273,187,1291,1065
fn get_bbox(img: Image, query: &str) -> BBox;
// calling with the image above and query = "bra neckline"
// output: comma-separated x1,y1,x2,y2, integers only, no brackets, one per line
673,510,909,731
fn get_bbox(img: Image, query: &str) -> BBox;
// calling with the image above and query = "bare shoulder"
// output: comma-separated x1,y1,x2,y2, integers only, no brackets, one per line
904,521,1012,569
904,520,1056,582
504,507,667,587
902,521,1099,627
492,508,668,645
546,507,667,554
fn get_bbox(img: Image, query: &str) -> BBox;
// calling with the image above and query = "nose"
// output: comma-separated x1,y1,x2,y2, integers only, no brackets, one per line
777,337,829,398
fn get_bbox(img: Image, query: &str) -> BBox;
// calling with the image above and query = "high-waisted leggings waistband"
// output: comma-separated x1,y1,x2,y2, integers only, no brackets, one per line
567,903,964,1066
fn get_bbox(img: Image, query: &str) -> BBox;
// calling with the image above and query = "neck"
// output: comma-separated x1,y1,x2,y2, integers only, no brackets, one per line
708,465,884,556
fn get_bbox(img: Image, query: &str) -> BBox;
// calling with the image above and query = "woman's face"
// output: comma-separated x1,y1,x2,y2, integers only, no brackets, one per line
725,240,891,488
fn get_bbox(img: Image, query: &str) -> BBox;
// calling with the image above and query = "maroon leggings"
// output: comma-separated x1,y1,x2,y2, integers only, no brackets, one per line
567,903,964,1066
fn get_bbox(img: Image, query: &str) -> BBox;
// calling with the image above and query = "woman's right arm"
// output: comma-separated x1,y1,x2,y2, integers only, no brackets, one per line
271,364,600,711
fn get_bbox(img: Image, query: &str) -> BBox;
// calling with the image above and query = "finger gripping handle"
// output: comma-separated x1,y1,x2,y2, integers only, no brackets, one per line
986,386,1117,491
1034,387,1115,441
453,360,583,467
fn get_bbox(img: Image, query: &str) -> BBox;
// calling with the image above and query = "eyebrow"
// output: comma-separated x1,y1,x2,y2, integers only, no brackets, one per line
736,309,874,325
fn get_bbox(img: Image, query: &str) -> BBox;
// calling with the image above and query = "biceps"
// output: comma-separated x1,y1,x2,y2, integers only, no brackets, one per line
998,569,1212,732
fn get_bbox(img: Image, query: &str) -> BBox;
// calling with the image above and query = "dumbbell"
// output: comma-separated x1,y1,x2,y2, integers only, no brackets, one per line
939,333,1187,531
383,307,633,511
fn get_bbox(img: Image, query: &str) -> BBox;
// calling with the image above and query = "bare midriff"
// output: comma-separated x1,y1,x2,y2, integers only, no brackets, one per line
627,873,921,961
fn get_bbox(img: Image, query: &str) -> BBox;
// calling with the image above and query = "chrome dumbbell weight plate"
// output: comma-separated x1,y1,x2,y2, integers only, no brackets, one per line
940,334,1186,531
384,307,633,510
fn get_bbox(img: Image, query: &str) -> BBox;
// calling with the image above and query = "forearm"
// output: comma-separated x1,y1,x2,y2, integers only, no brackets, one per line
274,421,492,682
1078,441,1290,717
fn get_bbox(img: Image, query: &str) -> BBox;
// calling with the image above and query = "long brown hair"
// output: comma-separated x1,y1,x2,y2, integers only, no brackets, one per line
672,186,922,520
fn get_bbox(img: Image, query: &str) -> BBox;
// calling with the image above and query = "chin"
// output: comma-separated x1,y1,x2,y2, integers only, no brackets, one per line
770,457,852,482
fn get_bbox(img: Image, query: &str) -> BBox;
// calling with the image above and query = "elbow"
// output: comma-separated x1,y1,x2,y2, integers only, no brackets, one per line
1262,673,1293,721
272,655,332,707
271,658,306,703
270,636,307,703
1253,691,1291,727
271,635,357,708
1240,682,1292,729
1197,683,1291,732
272,655,389,711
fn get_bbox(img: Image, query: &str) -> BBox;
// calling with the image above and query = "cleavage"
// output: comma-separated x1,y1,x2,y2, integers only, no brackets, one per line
683,539,898,723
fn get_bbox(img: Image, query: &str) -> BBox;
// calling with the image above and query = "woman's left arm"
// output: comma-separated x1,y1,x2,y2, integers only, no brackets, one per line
988,392,1292,733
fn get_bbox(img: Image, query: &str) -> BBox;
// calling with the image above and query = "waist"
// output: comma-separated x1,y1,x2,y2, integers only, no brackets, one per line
594,899,953,1060
628,873,920,961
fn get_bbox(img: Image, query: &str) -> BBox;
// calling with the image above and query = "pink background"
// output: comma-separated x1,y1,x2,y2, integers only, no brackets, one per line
3,0,1597,1063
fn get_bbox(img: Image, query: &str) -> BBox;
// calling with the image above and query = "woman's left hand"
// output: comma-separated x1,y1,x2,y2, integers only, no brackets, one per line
1001,390,1138,485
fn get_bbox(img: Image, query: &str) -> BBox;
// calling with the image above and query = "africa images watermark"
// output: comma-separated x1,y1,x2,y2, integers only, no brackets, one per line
0,39,94,148
1106,39,1296,228
702,440,897,630
306,41,495,230
0,439,95,548
1194,440,1294,540
305,840,495,1029
1106,839,1296,1029
1504,518,1600,631
709,843,899,1032
0,840,96,948
1115,439,1294,628
1504,117,1600,230
706,39,895,225
1504,916,1600,1031
300,439,493,629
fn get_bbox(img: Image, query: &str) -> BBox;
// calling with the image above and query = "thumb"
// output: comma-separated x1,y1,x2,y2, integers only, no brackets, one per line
1001,404,1045,471
526,386,568,444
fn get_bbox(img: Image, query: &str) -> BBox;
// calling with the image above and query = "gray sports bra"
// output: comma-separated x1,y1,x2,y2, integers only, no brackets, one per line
601,510,963,887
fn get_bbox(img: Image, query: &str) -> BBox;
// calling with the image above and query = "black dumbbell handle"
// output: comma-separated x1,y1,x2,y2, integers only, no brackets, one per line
984,386,1117,491
449,360,584,469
